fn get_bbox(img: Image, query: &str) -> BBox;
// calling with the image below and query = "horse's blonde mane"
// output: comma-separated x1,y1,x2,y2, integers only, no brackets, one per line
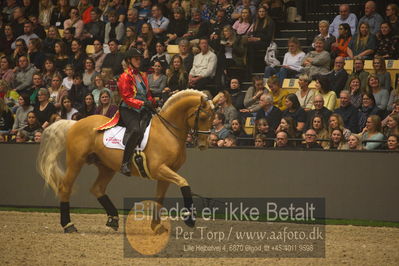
161,89,208,112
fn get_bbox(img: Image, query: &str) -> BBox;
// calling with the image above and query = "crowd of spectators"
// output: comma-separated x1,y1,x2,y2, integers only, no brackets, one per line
0,0,398,151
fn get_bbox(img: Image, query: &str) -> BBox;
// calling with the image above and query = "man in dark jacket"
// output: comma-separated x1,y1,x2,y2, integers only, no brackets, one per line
334,90,359,133
102,39,124,75
306,95,332,129
327,56,348,95
255,93,282,131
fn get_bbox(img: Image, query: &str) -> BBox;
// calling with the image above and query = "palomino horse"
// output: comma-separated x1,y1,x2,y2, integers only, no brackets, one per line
37,89,214,233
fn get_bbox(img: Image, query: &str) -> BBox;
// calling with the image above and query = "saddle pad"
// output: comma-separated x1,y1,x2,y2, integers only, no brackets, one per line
103,121,152,151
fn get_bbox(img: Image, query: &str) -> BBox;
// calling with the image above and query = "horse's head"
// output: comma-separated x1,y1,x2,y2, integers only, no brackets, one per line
187,95,215,150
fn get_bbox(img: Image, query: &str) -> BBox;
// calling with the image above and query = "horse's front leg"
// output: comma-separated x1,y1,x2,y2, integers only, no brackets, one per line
151,180,170,231
155,165,195,227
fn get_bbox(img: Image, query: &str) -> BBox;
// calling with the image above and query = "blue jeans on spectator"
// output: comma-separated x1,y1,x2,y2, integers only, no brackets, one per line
265,66,300,85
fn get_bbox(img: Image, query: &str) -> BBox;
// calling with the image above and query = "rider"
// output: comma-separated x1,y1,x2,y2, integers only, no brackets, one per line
118,48,155,176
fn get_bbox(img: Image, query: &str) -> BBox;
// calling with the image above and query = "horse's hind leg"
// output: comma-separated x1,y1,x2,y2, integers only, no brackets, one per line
59,157,85,233
156,165,195,227
90,163,118,230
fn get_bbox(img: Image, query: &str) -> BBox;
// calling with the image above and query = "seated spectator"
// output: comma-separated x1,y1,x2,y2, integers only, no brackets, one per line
348,134,363,150
223,134,237,147
28,15,46,39
41,57,58,88
327,128,348,150
58,95,78,120
150,41,171,68
243,75,266,113
14,55,37,94
211,112,230,140
230,118,251,146
120,26,137,52
165,7,188,45
359,92,383,130
302,37,331,79
38,0,54,28
11,94,34,134
19,111,42,142
0,24,15,57
326,56,348,96
101,68,118,96
359,114,384,150
53,41,69,73
163,55,188,102
299,129,323,149
90,39,107,72
11,21,39,50
347,77,363,109
307,114,329,149
328,113,351,140
329,4,357,38
208,9,229,47
372,56,391,91
50,0,70,29
227,78,245,110
386,4,399,35
344,58,370,92
306,94,332,129
62,27,74,56
358,1,383,35
382,113,399,137
208,133,219,147
94,90,118,118
367,74,389,110
267,76,288,111
295,74,315,111
388,78,399,112
79,92,96,118
255,93,282,131
0,98,14,135
10,6,27,38
48,73,67,110
78,0,94,24
148,60,167,98
182,8,211,43
313,20,336,52
232,7,252,36
375,22,399,59
91,75,111,105
0,56,15,86
178,39,194,73
387,134,399,150
15,130,28,143
254,118,275,147
188,38,217,92
274,130,291,149
214,0,234,25
125,8,143,33
11,39,28,67
331,23,352,59
27,38,45,71
148,4,170,40
347,22,376,60
64,7,84,39
42,25,61,57
83,58,98,90
214,25,246,83
282,93,306,132
104,9,125,44
247,7,275,75
81,7,105,45
134,34,152,71
108,0,127,23
335,90,360,133
68,73,88,111
48,113,61,126
265,37,305,83
69,39,87,74
254,133,267,148
314,75,337,111
102,39,124,75
214,90,239,128
276,116,299,141
33,88,57,129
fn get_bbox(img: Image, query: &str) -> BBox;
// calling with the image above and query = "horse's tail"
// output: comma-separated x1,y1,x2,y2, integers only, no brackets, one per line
36,120,77,196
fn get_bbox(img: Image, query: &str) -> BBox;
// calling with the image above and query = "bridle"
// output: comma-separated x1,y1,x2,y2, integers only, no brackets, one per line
155,98,213,143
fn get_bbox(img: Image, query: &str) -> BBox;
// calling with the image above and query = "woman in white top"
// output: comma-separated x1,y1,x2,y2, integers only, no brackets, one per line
59,95,78,120
294,74,315,111
264,37,305,85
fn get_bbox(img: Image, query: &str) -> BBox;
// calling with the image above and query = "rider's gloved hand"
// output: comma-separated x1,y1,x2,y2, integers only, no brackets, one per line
143,100,154,112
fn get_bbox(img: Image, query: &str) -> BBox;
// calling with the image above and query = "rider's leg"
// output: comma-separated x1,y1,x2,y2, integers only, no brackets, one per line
120,107,141,176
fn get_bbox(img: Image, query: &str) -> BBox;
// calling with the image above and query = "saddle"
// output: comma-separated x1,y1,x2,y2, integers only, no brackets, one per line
95,111,153,179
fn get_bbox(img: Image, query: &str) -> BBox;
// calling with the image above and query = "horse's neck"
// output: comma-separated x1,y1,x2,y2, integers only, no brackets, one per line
160,96,197,140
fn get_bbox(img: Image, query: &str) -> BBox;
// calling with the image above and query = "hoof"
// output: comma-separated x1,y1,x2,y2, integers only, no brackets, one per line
63,223,78,233
106,216,119,231
183,212,195,228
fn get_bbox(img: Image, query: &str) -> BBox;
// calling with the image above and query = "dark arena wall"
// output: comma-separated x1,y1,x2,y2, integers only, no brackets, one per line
0,144,398,222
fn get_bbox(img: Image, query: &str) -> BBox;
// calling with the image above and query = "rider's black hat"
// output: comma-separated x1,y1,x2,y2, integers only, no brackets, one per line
125,48,143,60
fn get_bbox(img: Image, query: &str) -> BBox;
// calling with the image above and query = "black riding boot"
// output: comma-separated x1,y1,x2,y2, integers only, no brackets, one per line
120,132,140,176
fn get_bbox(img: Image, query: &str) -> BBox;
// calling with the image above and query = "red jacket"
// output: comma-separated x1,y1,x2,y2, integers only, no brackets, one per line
117,68,155,109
